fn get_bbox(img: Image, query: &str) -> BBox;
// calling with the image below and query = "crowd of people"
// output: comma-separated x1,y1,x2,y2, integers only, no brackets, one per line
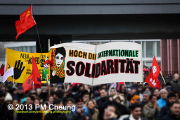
0,73,180,120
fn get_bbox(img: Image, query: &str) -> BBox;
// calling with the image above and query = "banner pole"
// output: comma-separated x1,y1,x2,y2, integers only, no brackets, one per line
13,67,14,85
160,71,166,84
141,40,143,83
46,74,50,96
92,45,97,88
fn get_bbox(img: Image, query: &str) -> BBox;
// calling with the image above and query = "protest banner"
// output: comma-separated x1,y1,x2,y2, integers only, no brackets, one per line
6,48,48,83
48,42,143,85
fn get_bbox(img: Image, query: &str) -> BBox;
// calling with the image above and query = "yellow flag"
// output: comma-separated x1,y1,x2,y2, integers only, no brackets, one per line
6,48,48,83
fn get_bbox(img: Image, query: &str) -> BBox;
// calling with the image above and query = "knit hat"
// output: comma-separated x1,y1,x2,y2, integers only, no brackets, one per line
5,93,12,102
21,97,27,104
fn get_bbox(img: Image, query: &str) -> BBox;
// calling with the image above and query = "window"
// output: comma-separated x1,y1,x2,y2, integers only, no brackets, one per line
146,41,155,57
157,41,160,57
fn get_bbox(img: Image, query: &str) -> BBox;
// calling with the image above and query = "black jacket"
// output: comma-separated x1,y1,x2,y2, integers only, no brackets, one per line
158,100,171,120
45,111,66,120
97,96,112,120
16,105,42,120
0,102,9,120
112,100,130,116
160,112,180,120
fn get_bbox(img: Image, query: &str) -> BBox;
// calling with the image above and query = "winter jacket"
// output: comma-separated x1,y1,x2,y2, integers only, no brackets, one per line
0,102,9,120
67,109,92,120
45,111,66,120
97,96,112,120
16,105,42,120
88,108,99,120
143,101,160,120
112,100,130,116
157,98,166,108
158,100,171,120
160,112,180,120
170,80,180,97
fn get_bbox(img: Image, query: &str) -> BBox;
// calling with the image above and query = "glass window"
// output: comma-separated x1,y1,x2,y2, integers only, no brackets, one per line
142,41,144,57
146,41,155,57
157,41,160,57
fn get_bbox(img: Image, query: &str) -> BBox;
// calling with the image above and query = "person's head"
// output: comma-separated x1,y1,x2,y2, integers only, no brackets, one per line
55,47,66,67
101,84,107,89
100,88,108,98
34,98,40,105
144,82,149,88
5,93,12,105
104,104,120,120
36,88,41,95
173,73,179,81
133,82,138,85
160,89,168,99
131,94,140,104
12,99,18,107
131,88,137,95
142,91,150,102
65,98,74,107
53,98,63,110
42,88,47,93
48,96,54,104
168,92,176,104
113,95,124,104
174,91,179,102
170,102,180,116
166,86,173,94
120,84,126,93
75,97,83,108
82,93,89,103
149,95,157,104
130,104,142,119
109,88,116,97
26,95,35,105
152,88,160,98
87,100,95,109
138,84,143,92
17,86,23,94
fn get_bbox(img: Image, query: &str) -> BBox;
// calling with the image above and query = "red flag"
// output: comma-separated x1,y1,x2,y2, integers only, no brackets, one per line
32,56,42,87
22,74,33,93
145,70,161,89
22,56,41,93
15,5,36,40
152,56,160,79
0,65,5,76
117,82,125,90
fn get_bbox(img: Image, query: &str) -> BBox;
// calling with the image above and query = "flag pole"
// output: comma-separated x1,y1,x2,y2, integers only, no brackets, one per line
141,40,143,84
46,74,50,96
160,71,166,84
33,81,34,89
12,67,14,85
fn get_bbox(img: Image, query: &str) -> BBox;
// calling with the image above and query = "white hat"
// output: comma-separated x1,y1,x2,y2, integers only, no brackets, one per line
5,93,12,102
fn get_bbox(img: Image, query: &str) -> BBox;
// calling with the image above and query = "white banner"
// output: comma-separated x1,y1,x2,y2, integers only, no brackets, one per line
3,67,14,83
49,42,143,85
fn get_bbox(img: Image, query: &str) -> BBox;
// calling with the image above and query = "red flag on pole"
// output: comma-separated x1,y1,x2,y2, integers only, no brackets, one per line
22,56,41,93
15,5,36,40
145,70,161,89
152,56,160,79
